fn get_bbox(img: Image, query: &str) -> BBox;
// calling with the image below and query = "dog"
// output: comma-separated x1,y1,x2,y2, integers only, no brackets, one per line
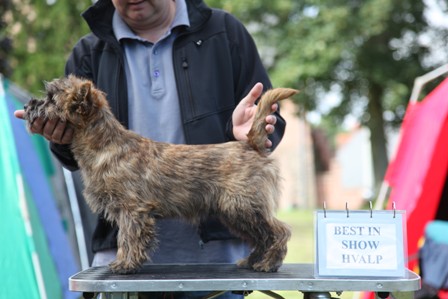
24,75,297,274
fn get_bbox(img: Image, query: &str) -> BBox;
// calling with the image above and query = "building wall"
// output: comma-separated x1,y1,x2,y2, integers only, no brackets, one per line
271,100,317,209
321,127,375,210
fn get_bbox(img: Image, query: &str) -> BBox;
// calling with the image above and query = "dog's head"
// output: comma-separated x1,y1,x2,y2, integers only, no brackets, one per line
24,75,107,131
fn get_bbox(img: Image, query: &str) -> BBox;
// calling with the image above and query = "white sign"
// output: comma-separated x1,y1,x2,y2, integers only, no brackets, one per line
315,210,407,277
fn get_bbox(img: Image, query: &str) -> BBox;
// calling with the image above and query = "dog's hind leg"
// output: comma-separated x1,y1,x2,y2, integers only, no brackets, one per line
218,204,277,271
109,211,158,274
251,217,291,272
235,227,268,270
223,207,290,272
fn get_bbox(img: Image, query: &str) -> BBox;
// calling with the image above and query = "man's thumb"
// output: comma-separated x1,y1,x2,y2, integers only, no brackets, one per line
246,82,264,105
14,110,25,120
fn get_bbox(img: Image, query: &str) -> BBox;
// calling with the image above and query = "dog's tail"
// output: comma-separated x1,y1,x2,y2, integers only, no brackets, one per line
247,88,298,155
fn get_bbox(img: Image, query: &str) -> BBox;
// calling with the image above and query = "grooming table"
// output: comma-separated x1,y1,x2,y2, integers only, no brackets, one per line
69,263,420,299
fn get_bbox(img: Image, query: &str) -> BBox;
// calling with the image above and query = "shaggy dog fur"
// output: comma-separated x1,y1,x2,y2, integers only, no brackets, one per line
24,75,296,274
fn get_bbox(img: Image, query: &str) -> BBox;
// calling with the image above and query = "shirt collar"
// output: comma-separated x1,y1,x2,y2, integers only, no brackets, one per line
113,0,190,42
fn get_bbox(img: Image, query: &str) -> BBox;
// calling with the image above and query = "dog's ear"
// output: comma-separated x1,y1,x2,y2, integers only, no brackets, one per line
73,80,107,118
79,81,92,101
68,81,94,116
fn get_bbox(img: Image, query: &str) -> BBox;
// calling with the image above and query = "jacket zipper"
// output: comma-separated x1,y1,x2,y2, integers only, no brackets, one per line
115,53,128,128
181,56,196,123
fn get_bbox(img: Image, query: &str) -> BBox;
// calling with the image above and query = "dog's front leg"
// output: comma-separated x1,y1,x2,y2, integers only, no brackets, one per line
109,211,158,274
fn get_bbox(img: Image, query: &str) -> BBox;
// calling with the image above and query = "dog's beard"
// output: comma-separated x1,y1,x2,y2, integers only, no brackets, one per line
24,100,46,132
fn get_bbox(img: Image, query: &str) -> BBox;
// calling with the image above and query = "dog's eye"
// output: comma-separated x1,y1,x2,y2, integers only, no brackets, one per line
26,98,38,108
46,95,56,104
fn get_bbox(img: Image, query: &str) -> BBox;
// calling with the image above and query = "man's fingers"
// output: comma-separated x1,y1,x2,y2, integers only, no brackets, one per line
43,119,73,144
265,115,277,134
266,115,277,126
244,82,264,106
16,111,72,144
60,126,74,144
42,118,59,140
51,120,67,143
14,110,25,119
30,117,46,134
265,124,275,135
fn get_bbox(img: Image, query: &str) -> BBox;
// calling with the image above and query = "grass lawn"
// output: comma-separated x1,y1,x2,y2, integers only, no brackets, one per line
246,208,356,299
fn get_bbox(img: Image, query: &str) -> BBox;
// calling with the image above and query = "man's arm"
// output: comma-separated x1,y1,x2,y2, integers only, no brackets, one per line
223,12,286,150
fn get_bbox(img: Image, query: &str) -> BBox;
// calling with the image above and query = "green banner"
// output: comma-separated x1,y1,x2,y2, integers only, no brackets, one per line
0,82,42,298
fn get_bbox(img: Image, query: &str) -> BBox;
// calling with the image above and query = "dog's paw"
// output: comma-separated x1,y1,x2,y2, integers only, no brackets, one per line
109,260,139,274
251,261,281,273
236,258,252,269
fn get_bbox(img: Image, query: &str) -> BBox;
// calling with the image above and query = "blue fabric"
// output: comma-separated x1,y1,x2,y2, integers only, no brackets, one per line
425,220,448,245
420,221,448,289
420,237,448,289
6,93,79,299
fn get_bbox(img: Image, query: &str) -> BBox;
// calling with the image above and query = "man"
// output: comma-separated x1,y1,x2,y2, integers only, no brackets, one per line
15,0,286,297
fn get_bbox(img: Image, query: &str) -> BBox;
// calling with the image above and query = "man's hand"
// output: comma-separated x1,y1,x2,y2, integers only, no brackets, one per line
14,109,74,144
232,83,278,148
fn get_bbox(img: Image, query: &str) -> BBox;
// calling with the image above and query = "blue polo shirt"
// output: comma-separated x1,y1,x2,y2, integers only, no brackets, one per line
113,0,189,144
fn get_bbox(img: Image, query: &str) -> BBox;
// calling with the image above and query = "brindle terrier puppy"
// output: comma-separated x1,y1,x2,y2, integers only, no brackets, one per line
24,75,297,274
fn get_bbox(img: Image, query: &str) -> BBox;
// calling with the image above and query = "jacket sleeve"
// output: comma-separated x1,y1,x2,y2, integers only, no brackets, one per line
49,143,79,171
223,12,286,150
50,36,95,171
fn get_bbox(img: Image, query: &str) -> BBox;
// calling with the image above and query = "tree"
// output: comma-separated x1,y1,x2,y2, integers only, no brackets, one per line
6,0,91,94
207,0,448,190
0,0,12,77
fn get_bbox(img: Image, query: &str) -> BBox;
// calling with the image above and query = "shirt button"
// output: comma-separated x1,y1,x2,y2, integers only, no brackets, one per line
154,70,160,78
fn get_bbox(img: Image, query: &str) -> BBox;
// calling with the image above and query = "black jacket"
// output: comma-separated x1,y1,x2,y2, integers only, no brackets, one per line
51,0,286,252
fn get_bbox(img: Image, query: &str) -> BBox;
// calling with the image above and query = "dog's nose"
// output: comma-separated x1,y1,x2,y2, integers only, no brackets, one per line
24,103,28,110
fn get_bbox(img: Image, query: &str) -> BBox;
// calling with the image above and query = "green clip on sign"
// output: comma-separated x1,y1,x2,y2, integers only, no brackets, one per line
315,209,407,277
